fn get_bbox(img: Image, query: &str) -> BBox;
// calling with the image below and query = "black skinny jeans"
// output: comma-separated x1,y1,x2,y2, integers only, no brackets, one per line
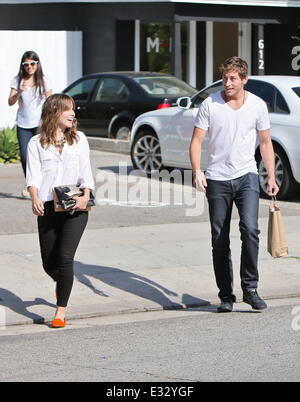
37,201,88,307
17,126,38,177
206,173,260,301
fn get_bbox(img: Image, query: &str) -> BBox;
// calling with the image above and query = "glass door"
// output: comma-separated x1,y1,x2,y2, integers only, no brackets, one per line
213,22,239,81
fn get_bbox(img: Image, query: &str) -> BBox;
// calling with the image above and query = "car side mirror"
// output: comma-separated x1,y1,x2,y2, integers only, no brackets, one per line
177,97,192,109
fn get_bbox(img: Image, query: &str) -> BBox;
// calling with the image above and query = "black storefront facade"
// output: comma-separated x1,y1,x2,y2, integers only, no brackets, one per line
0,0,299,89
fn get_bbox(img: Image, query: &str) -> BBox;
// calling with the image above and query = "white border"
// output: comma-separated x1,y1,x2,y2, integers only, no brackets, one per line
0,0,300,8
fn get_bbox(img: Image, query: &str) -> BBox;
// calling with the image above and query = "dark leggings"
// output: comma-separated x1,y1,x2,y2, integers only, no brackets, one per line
37,201,88,307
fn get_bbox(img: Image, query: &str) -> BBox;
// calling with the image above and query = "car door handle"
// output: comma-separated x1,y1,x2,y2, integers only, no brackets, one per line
77,106,86,110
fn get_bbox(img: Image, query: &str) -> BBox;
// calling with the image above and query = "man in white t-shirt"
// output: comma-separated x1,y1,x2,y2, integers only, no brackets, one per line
190,57,279,313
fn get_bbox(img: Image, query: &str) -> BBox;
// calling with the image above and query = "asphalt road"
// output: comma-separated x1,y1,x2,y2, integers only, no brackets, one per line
1,151,300,383
0,150,299,235
1,297,300,382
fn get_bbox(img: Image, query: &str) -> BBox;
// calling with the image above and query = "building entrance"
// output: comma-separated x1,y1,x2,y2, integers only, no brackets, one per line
213,22,239,81
205,21,252,85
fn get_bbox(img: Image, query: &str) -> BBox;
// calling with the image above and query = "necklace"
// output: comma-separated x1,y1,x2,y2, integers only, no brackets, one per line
242,89,246,105
224,90,246,107
53,135,66,148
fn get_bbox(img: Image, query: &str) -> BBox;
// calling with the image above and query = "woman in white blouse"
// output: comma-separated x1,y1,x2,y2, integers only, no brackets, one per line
26,94,95,328
8,50,52,198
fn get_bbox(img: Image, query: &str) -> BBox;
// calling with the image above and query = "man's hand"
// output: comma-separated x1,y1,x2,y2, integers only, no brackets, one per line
268,178,279,197
193,170,207,193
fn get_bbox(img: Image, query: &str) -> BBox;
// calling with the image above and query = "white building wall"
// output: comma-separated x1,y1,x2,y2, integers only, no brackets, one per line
0,30,82,129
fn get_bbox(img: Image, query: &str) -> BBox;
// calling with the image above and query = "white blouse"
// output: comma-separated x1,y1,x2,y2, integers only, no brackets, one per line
26,131,95,202
10,75,52,128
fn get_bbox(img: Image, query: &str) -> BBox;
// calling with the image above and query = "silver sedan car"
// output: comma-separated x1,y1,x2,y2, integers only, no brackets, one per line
131,76,300,200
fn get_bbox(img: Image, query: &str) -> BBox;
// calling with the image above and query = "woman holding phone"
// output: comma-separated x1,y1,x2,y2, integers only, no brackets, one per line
26,94,94,328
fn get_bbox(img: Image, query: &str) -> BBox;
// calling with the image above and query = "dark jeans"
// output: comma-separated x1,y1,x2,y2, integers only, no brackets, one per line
17,126,38,177
206,173,260,300
37,202,88,307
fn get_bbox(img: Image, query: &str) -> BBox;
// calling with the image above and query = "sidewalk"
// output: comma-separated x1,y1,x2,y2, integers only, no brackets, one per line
87,137,130,154
1,216,300,327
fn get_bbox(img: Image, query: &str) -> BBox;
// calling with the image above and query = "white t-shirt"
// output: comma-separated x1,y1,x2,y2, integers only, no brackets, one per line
10,75,51,129
194,91,270,181
26,131,95,202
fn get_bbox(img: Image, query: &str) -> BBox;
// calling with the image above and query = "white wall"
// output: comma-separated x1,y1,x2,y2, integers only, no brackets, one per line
0,30,82,129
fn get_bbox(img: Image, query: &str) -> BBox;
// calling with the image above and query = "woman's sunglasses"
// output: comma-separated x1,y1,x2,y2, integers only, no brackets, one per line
22,61,39,67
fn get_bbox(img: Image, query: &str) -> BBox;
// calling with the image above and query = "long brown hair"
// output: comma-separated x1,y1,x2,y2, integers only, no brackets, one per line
39,94,78,148
18,50,46,98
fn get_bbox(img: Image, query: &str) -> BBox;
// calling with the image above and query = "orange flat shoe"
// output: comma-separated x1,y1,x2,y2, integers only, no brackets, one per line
51,318,66,328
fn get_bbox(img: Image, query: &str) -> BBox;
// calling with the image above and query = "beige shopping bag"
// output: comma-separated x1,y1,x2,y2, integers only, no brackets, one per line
267,198,288,258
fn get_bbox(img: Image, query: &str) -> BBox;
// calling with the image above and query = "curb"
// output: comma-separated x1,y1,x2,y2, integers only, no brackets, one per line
87,136,130,155
4,300,211,328
3,293,300,328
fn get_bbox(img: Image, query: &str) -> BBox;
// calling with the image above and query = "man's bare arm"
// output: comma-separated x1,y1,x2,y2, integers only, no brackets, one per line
189,126,207,192
258,129,279,197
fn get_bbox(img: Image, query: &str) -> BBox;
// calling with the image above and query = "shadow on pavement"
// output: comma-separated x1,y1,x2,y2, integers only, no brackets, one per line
97,165,133,175
0,192,25,200
74,262,210,310
0,288,56,324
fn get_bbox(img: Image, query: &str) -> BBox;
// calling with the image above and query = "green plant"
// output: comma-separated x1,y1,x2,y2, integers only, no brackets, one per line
0,127,20,164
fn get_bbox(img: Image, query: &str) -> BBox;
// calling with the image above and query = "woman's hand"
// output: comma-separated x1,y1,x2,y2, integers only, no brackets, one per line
72,194,89,211
8,81,29,106
19,79,28,93
27,186,44,216
31,196,45,216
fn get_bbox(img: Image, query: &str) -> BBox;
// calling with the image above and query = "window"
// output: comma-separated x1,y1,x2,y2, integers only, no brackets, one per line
140,23,172,74
191,79,291,114
275,90,290,114
65,78,98,101
95,78,129,102
192,82,223,108
246,80,291,114
134,76,197,96
245,80,275,112
292,87,300,98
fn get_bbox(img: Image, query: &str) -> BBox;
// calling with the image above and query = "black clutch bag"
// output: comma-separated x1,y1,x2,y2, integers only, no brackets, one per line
53,184,95,212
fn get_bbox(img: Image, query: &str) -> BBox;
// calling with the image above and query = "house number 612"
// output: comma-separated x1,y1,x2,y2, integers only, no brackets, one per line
258,39,264,70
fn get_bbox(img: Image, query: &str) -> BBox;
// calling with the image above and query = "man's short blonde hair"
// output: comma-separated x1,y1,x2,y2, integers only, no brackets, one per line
220,56,248,79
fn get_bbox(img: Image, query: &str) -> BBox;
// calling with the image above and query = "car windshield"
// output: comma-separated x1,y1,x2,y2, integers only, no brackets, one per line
134,76,198,97
292,87,300,98
191,81,223,107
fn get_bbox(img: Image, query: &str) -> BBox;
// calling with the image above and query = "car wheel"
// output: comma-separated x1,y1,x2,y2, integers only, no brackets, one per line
256,145,297,200
112,121,131,140
131,130,163,174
